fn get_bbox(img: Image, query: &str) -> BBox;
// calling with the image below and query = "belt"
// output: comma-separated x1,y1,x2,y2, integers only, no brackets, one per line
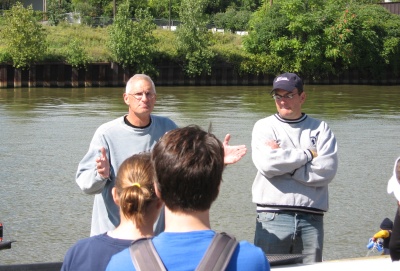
257,208,324,216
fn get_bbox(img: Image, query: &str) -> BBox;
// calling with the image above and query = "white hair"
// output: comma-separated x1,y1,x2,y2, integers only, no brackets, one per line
125,74,156,94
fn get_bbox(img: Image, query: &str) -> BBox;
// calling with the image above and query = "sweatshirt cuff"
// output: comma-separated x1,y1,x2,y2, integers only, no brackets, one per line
305,150,314,162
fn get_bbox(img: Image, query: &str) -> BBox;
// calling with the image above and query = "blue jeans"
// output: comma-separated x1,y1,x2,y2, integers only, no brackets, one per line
254,211,324,263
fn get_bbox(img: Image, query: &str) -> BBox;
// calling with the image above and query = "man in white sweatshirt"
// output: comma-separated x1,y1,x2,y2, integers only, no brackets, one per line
251,72,338,263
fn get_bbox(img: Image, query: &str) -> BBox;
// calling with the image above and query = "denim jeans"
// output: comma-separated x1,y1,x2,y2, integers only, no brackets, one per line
254,211,324,263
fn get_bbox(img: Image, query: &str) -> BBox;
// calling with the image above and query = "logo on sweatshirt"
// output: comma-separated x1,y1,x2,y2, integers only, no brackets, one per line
310,131,320,146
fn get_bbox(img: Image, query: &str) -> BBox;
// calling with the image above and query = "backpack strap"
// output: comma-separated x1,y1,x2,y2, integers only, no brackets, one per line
195,232,238,271
129,237,166,271
129,232,238,271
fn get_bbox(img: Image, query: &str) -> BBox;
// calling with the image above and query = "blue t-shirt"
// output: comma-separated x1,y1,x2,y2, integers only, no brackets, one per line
61,233,132,271
106,230,270,271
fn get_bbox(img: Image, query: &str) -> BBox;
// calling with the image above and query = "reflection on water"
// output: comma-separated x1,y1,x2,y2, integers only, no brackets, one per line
0,85,399,264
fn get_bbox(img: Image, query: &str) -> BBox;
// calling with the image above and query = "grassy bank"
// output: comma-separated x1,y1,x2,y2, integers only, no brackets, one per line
0,22,247,67
44,24,112,62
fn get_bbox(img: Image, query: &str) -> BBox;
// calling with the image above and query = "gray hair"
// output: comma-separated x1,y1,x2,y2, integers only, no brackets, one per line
125,74,156,94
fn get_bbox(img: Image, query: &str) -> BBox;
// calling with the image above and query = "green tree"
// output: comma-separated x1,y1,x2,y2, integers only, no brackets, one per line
71,0,97,26
47,0,71,26
213,5,252,32
148,0,180,19
325,3,400,77
176,0,215,77
65,38,89,68
70,0,147,20
0,0,18,10
242,2,291,74
72,0,109,17
108,1,158,75
0,2,47,69
269,0,336,75
244,0,400,78
205,0,263,14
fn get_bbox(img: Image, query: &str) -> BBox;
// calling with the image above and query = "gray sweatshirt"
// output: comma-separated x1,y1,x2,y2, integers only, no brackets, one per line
76,115,177,236
251,113,338,213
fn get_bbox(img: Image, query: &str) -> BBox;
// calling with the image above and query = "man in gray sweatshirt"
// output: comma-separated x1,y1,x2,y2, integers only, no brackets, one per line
251,72,338,263
76,74,247,237
76,74,178,236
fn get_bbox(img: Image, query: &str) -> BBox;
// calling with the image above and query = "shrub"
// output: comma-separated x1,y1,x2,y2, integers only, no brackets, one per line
46,0,70,26
213,6,251,32
0,2,47,69
176,0,215,77
108,2,158,76
65,39,90,68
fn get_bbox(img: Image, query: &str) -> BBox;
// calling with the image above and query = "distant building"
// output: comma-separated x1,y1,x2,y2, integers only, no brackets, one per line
379,1,400,15
20,0,47,12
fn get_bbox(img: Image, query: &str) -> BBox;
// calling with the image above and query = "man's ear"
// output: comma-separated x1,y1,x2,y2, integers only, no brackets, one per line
123,93,129,106
300,91,306,104
154,182,162,199
112,187,120,206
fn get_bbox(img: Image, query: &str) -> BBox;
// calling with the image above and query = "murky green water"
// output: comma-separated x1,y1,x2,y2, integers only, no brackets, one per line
0,85,399,264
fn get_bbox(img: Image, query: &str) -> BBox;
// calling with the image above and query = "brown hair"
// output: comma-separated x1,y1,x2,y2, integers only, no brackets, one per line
152,125,224,212
114,153,156,227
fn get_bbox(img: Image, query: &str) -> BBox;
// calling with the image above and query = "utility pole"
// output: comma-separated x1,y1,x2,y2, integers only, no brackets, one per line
113,0,116,19
169,0,171,29
267,0,272,10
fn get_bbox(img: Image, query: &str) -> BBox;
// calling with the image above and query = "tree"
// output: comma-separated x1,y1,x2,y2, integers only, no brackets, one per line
0,0,18,10
65,39,89,69
47,0,71,26
71,0,97,26
205,0,263,14
213,5,252,32
108,1,158,76
176,0,215,77
325,3,400,77
0,2,47,69
148,0,180,20
244,0,400,78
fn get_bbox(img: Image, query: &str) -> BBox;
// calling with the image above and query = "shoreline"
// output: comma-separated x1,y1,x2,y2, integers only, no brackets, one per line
1,63,399,88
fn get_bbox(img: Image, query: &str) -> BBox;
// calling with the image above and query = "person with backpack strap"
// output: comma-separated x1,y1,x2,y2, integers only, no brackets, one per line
62,153,163,271
107,125,270,271
129,232,238,271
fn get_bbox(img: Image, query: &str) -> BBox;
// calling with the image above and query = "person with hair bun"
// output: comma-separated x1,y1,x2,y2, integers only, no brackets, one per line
61,153,162,271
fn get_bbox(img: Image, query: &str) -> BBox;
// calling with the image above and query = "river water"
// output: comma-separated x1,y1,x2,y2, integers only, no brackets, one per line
0,85,399,264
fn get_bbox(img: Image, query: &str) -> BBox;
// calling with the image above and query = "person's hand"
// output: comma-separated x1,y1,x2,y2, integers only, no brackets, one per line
266,140,280,149
96,147,110,179
223,134,247,165
372,237,377,242
309,148,318,159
